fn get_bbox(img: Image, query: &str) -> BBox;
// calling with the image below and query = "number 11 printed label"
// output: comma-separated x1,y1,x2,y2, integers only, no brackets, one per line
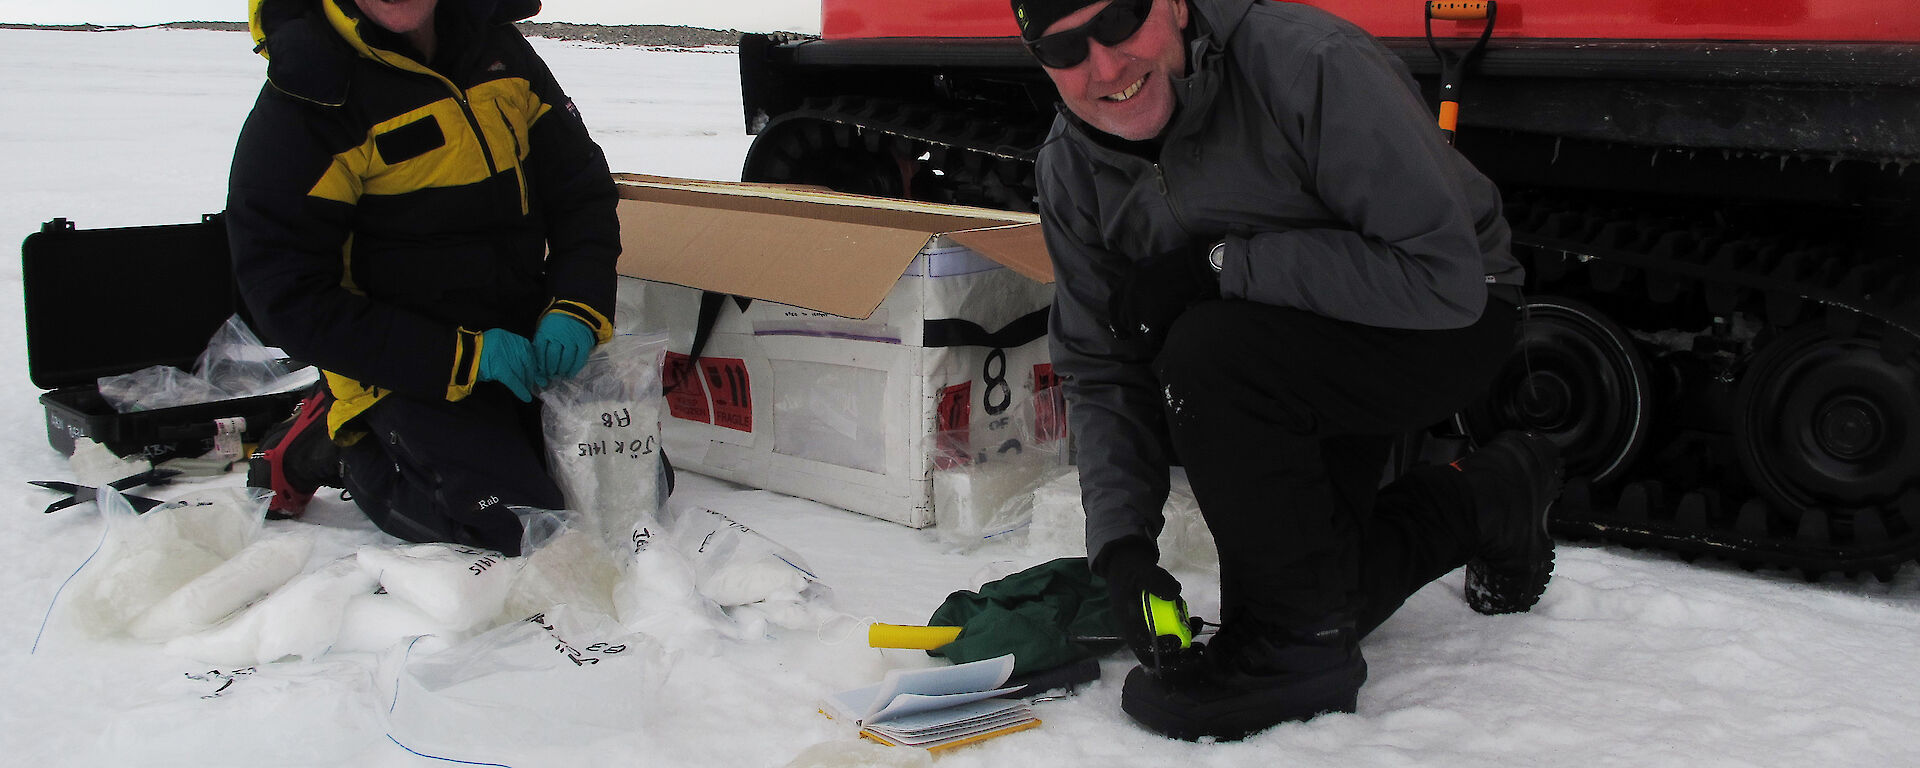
701,358,753,432
663,352,753,433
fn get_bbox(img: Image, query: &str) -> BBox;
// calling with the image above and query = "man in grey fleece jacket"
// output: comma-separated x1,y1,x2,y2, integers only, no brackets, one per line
1014,0,1564,740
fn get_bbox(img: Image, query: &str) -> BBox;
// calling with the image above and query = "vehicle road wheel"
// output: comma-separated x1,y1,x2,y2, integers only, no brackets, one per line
1465,296,1654,486
1732,321,1920,525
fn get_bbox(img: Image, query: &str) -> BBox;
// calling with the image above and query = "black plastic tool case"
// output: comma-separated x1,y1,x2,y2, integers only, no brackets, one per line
22,214,305,461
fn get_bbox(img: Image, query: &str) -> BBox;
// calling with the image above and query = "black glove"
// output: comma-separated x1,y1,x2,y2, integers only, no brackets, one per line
1107,245,1221,347
1096,536,1183,668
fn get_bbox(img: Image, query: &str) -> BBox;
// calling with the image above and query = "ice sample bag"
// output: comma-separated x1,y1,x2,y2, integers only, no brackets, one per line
539,333,672,555
932,373,1071,548
57,486,312,643
383,604,667,762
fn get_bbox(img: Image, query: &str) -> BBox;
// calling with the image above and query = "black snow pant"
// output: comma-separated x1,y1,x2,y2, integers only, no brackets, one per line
1154,296,1516,636
339,386,563,557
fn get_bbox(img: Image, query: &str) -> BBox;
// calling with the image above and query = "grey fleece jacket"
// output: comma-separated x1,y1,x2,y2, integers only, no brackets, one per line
1037,0,1522,563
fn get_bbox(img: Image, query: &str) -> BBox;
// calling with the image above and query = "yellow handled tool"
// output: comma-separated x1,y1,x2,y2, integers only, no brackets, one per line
868,623,964,650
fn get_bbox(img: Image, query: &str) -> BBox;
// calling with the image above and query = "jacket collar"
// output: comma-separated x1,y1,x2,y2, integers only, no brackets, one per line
1186,0,1256,43
248,0,541,105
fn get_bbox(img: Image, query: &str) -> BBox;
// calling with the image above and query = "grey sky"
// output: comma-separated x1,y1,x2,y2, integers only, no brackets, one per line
0,0,822,33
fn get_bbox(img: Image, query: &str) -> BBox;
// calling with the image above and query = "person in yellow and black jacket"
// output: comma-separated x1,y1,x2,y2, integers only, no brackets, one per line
228,0,618,555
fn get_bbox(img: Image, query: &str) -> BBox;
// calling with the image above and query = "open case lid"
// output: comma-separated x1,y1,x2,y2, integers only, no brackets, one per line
612,174,1051,320
21,214,243,390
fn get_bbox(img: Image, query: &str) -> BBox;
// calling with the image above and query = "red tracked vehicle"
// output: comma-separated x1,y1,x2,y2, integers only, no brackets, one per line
736,0,1920,579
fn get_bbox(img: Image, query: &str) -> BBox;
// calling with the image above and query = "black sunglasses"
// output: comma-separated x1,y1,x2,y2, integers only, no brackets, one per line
1025,0,1155,69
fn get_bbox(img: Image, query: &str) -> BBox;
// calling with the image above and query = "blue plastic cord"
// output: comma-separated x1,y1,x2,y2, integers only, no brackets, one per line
384,635,517,768
30,516,111,654
387,636,423,714
383,736,516,768
773,553,820,581
982,521,1033,540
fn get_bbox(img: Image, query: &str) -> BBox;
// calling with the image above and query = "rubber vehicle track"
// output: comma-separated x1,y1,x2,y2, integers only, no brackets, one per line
1500,194,1920,580
742,97,1045,212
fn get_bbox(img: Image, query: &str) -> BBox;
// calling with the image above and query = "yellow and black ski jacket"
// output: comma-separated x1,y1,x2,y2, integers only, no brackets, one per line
229,0,618,434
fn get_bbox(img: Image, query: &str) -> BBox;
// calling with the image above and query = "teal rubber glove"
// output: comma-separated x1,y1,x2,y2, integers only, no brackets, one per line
477,328,546,402
533,312,596,381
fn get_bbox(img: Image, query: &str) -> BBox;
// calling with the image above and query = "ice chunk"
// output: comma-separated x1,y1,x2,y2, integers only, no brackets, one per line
357,543,523,633
128,532,312,641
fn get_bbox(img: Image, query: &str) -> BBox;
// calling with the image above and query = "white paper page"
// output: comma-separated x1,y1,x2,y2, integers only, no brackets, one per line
822,682,883,722
827,654,1017,722
863,699,1030,740
865,685,1024,724
868,712,1038,748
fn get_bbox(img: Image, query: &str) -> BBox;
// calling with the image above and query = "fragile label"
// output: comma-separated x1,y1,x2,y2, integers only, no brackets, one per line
934,381,971,470
664,353,752,432
1033,364,1066,444
701,357,753,433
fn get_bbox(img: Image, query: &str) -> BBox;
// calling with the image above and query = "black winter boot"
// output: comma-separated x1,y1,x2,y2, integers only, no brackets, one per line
1453,431,1563,614
246,387,342,517
1120,615,1366,741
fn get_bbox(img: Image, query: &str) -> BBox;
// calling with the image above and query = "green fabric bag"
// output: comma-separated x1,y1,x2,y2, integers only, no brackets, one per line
927,557,1124,676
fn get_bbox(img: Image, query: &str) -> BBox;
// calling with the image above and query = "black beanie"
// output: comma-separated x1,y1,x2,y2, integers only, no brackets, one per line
1011,0,1103,41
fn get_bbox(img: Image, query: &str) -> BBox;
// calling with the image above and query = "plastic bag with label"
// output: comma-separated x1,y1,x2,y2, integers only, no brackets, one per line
665,504,837,636
96,657,388,768
539,333,671,557
932,379,1071,549
382,603,667,762
604,501,837,648
356,542,525,635
496,506,625,624
606,503,735,651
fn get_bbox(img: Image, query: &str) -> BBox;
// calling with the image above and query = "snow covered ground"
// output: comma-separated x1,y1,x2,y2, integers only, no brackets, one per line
3,28,1918,768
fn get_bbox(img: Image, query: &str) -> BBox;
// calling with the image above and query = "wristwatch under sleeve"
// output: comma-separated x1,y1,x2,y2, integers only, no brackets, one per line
1207,241,1227,274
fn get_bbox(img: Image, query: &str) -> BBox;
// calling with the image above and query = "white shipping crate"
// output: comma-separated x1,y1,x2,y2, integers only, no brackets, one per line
612,176,1063,527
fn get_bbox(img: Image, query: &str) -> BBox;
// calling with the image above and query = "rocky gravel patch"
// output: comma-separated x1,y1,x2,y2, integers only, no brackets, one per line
516,22,744,47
